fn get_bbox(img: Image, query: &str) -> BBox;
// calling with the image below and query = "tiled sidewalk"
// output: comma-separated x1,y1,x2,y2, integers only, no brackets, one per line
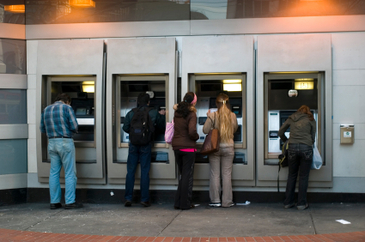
1,229,365,242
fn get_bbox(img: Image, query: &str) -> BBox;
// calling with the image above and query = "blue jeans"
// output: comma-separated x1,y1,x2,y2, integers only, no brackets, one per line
125,143,151,202
48,138,77,205
284,143,313,206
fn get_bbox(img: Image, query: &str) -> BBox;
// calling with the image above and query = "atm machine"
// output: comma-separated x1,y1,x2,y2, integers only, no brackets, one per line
188,74,248,184
38,75,105,184
107,74,176,184
265,73,320,162
118,79,168,163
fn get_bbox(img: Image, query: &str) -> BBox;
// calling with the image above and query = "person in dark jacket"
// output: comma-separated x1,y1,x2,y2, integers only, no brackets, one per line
122,93,165,207
278,105,316,210
172,92,199,210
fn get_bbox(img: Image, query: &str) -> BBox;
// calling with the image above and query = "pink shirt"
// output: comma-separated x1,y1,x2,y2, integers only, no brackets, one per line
180,148,196,152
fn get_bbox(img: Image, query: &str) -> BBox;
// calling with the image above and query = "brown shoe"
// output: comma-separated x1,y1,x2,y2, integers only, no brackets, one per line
140,201,151,207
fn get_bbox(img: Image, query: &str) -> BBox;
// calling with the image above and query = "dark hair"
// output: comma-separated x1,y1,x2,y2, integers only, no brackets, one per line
55,93,71,104
137,93,150,106
176,92,195,118
297,105,314,121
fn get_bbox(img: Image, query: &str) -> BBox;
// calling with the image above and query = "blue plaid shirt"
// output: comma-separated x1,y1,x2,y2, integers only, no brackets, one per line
40,101,78,138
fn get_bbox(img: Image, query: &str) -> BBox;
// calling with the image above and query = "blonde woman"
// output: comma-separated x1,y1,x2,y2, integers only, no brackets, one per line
203,93,238,208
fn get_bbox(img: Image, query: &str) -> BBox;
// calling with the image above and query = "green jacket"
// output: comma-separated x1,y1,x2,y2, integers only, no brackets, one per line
278,112,316,147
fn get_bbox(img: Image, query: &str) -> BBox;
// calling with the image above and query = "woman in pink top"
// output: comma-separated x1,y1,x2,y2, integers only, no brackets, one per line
172,92,199,210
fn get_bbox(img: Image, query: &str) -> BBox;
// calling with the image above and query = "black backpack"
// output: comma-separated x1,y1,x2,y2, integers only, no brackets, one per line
277,140,289,192
129,107,154,146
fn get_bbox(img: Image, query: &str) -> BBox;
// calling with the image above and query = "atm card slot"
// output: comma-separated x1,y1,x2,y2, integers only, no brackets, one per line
195,153,209,163
269,131,278,138
233,152,247,164
151,152,169,164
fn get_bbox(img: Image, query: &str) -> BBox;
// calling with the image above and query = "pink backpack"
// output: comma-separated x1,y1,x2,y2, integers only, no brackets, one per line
164,119,174,144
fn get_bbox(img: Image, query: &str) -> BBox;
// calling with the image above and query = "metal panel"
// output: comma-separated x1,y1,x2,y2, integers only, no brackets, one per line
256,34,332,188
0,74,27,89
26,21,191,40
106,38,177,184
25,16,365,40
0,23,25,39
0,174,27,189
181,35,255,186
190,16,365,35
34,39,105,184
0,125,28,139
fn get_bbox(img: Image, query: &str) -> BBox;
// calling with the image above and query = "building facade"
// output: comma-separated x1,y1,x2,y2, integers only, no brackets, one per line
1,0,365,204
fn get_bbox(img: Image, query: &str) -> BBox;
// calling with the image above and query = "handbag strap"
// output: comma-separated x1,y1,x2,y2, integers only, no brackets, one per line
210,112,216,130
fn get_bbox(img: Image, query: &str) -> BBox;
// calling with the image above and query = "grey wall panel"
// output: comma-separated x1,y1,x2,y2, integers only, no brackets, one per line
107,38,176,74
106,38,177,183
25,16,365,40
34,39,105,183
191,16,365,36
256,34,332,187
181,35,255,185
0,74,27,89
0,23,25,39
36,39,104,75
257,34,332,72
26,21,190,40
0,174,27,190
0,125,28,139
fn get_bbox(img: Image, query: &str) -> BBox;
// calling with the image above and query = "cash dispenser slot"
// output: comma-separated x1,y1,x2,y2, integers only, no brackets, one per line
71,97,95,142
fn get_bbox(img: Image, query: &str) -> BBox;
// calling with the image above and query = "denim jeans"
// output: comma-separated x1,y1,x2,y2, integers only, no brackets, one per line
174,150,195,209
125,143,151,202
284,143,313,206
48,138,77,205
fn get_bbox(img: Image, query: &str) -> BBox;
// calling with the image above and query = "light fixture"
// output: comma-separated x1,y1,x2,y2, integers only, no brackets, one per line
4,5,25,13
82,81,95,93
294,79,314,90
70,0,96,8
223,79,242,84
223,79,242,92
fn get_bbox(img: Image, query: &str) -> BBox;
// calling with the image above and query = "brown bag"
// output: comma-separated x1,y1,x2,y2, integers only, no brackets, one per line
200,113,220,155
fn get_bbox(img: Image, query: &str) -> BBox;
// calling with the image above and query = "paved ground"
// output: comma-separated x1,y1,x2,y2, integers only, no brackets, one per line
0,202,365,241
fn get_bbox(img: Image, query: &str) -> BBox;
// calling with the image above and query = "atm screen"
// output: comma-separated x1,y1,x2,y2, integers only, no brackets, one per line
149,98,165,110
76,108,87,115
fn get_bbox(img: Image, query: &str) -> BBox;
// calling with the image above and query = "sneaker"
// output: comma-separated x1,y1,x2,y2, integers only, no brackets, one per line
124,200,132,207
50,203,62,209
64,202,83,209
284,203,295,209
223,203,235,208
297,204,309,210
140,201,151,207
209,202,222,207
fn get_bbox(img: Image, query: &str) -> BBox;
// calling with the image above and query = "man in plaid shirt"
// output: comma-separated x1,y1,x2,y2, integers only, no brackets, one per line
40,93,82,209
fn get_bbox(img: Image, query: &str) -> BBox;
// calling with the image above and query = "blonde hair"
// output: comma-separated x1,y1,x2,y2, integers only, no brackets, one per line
216,93,233,143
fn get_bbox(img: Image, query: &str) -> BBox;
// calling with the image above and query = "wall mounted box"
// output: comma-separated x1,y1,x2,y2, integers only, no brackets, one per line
340,124,354,144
